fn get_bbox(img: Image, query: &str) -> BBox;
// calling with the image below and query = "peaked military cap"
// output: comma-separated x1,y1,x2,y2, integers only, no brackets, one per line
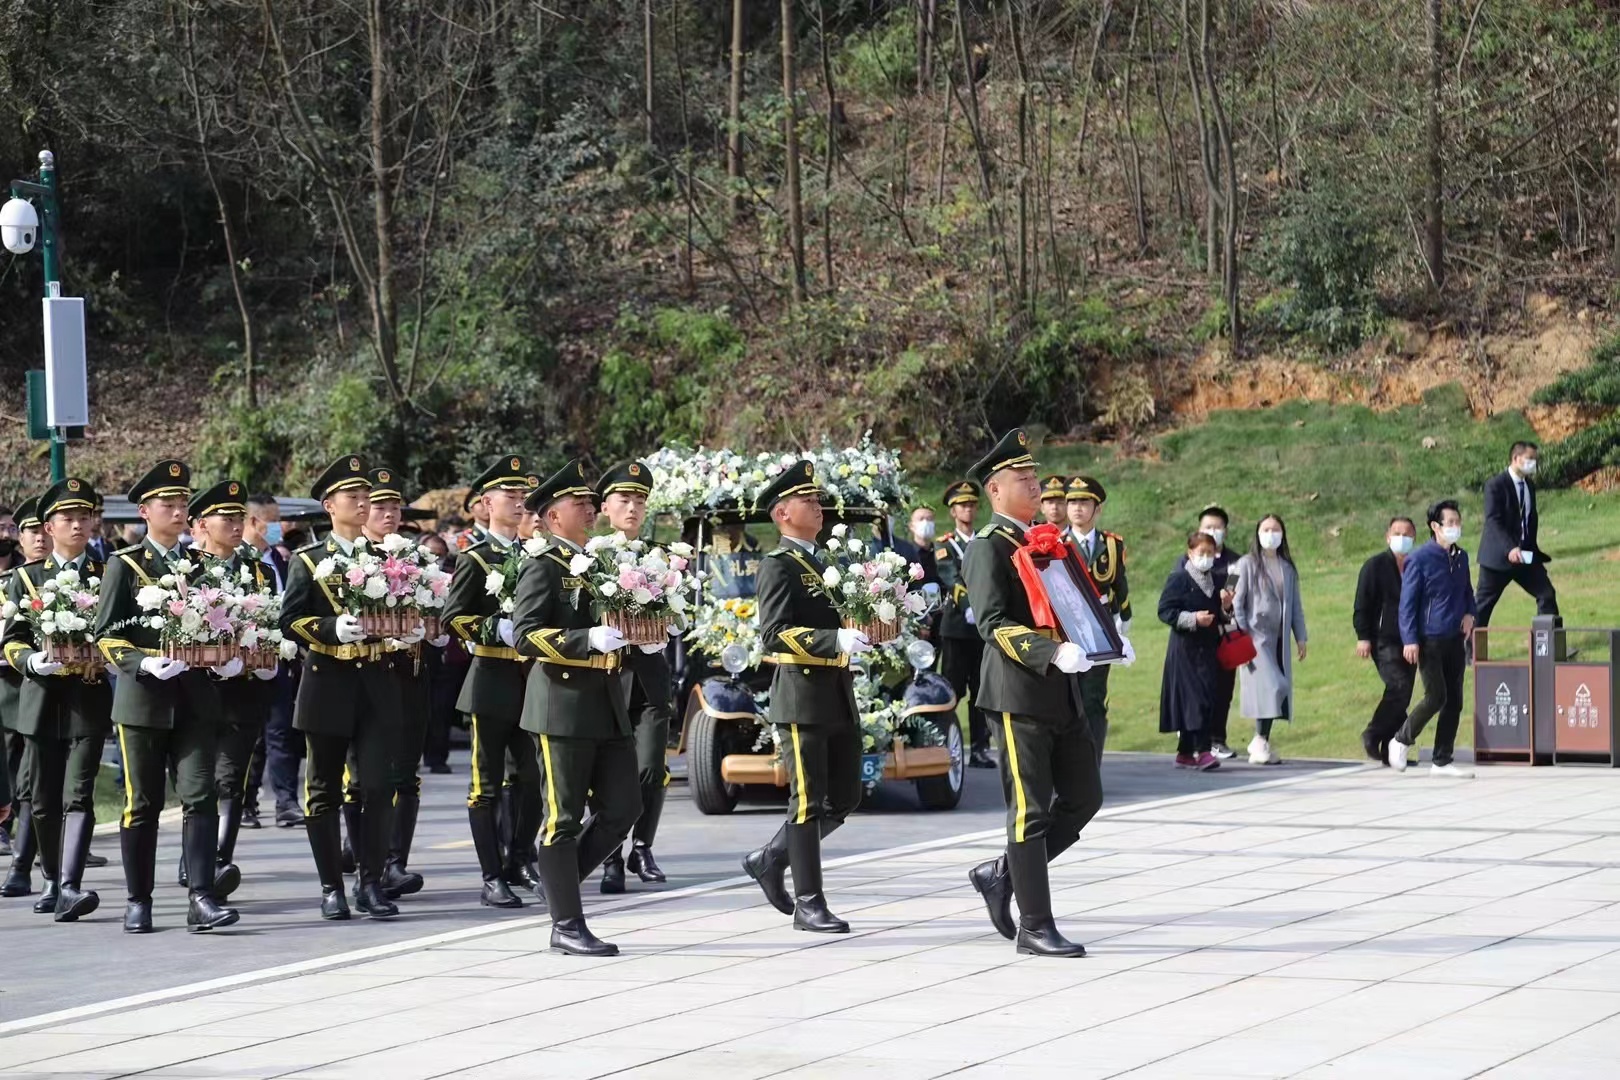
1040,475,1069,500
14,495,42,531
967,429,1037,487
525,458,598,513
755,459,822,513
597,460,653,499
469,455,541,504
40,477,99,519
189,479,247,520
310,454,370,501
943,480,981,507
1066,475,1106,504
129,460,192,504
367,467,404,502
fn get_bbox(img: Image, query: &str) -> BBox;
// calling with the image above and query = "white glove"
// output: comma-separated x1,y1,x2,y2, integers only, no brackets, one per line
252,666,279,680
666,623,681,637
1116,616,1132,637
399,623,426,646
428,634,451,649
638,642,667,654
1119,636,1136,667
497,618,516,648
964,607,976,626
837,628,873,655
335,614,366,644
28,653,64,676
1053,642,1093,674
210,657,245,679
140,657,189,681
588,626,628,653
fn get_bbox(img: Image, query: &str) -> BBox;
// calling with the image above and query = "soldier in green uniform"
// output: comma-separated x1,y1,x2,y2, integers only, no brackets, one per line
183,480,273,900
740,460,869,935
1,479,114,921
934,481,993,769
1038,475,1069,527
962,430,1103,958
1064,476,1131,763
0,495,44,897
280,455,415,922
94,461,240,933
442,455,544,910
592,461,672,894
511,460,643,956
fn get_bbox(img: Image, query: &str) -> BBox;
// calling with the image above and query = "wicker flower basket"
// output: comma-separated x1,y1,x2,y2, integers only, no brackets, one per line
43,639,98,666
164,642,237,667
845,618,900,645
245,647,280,671
358,611,413,639
422,615,441,641
604,611,667,647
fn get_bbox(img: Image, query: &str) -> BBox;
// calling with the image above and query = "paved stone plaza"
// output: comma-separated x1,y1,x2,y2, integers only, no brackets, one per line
4,762,1620,1079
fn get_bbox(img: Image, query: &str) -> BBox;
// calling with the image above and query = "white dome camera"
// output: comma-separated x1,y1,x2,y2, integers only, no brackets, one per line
1,197,40,255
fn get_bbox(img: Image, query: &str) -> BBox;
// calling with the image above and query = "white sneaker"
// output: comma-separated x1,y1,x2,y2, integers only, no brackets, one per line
1430,762,1474,779
1247,736,1281,765
1210,742,1235,760
1388,738,1409,772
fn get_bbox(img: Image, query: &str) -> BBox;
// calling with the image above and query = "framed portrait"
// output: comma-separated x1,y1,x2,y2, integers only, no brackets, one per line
1037,550,1127,663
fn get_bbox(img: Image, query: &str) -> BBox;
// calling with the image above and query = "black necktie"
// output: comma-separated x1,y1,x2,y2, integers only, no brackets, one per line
1517,480,1529,543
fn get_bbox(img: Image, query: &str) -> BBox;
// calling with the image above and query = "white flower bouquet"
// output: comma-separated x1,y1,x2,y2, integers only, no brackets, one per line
311,534,452,638
819,525,928,644
134,559,247,665
479,536,547,644
570,534,698,645
2,565,101,669
227,565,297,671
684,597,762,668
803,433,913,513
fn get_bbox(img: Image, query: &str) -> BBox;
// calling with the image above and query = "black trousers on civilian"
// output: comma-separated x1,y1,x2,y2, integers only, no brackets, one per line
940,635,988,753
1362,642,1417,746
1475,562,1559,628
1209,668,1236,745
1397,635,1466,767
257,672,302,814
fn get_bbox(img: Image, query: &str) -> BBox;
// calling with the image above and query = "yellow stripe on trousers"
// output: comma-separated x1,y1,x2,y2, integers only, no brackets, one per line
467,714,483,809
538,734,560,846
1002,713,1029,843
790,724,809,826
117,725,137,828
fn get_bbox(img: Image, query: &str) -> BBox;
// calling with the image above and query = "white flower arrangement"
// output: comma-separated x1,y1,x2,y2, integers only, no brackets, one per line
481,536,548,632
683,597,762,668
5,565,101,648
322,535,452,617
573,533,698,618
643,436,911,518
820,525,928,629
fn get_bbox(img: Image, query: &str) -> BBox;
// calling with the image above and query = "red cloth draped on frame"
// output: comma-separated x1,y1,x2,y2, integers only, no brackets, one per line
1011,523,1072,630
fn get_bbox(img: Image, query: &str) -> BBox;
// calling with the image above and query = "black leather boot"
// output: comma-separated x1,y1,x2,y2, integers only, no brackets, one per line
550,916,619,957
787,823,847,934
355,880,399,918
506,859,546,907
599,848,626,894
308,813,349,920
1015,916,1087,958
380,792,424,900
1006,839,1083,956
54,811,100,922
629,784,666,884
969,854,1016,940
1,801,35,897
31,807,61,914
185,814,240,932
213,796,243,900
536,839,589,945
470,804,522,909
627,845,665,884
121,824,155,934
742,823,792,915
176,811,189,887
339,801,361,875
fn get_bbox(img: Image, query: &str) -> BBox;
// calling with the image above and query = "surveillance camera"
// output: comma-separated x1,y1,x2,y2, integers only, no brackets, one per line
1,197,40,255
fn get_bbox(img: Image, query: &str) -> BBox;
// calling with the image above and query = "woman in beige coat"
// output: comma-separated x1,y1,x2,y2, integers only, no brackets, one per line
1232,515,1308,765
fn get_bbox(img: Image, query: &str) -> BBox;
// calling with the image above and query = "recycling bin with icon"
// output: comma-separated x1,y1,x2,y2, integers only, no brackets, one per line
1476,616,1620,767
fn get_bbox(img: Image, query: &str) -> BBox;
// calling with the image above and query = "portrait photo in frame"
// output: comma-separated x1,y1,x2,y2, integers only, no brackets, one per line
1037,549,1127,663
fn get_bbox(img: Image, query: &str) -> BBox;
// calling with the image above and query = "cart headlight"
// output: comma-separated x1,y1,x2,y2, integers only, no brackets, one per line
720,643,750,675
906,639,936,672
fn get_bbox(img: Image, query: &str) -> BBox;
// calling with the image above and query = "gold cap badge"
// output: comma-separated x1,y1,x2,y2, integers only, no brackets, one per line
168,464,182,477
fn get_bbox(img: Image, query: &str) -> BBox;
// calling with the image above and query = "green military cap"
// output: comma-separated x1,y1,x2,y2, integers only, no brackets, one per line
367,467,404,502
189,479,247,520
469,455,540,505
129,460,193,504
1066,475,1106,504
15,495,43,530
943,480,981,507
40,477,100,519
309,454,370,501
967,429,1037,487
525,458,598,514
755,459,822,513
596,460,653,499
1040,475,1069,501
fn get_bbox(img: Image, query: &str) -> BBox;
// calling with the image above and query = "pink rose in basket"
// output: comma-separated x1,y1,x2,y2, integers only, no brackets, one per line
617,567,644,591
429,576,449,599
345,567,367,588
239,594,266,615
909,564,925,581
167,599,187,617
670,556,689,572
73,591,96,610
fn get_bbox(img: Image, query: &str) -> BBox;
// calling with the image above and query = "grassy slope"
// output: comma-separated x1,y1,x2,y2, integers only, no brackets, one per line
919,387,1618,760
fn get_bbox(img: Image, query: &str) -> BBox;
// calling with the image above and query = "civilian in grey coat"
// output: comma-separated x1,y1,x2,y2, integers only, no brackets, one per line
1232,514,1308,765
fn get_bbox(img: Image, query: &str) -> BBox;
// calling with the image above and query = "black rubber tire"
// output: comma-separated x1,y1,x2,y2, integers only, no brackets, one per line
688,710,741,815
914,718,965,810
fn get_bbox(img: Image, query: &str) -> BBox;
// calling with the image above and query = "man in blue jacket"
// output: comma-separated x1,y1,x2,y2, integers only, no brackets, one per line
1390,500,1476,778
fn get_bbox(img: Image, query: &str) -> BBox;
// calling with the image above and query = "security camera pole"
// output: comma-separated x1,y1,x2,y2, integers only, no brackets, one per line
9,150,67,482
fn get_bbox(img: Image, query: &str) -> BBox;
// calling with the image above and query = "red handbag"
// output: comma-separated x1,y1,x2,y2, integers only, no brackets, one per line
1216,628,1257,671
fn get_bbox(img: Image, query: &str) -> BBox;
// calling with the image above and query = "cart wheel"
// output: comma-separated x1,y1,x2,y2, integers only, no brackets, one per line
914,718,965,810
688,709,741,815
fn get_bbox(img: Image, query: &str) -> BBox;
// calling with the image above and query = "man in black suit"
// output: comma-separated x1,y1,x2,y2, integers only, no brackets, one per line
242,493,303,829
1476,441,1559,628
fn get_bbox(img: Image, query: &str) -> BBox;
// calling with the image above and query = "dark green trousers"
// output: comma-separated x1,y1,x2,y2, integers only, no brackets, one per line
468,711,539,811
1077,665,1111,765
117,714,219,829
536,734,640,851
778,722,862,829
23,732,101,820
343,663,428,801
306,725,398,821
995,710,1103,854
215,719,260,803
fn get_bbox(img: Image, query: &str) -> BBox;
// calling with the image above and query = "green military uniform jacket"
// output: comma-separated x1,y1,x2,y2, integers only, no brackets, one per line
200,549,276,730
1,553,114,740
1,566,29,733
756,542,858,728
962,516,1078,724
94,539,224,730
511,540,630,739
1067,527,1132,623
278,535,398,737
934,529,978,640
443,535,530,722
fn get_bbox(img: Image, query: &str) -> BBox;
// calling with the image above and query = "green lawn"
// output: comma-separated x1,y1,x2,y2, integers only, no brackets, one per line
918,387,1619,760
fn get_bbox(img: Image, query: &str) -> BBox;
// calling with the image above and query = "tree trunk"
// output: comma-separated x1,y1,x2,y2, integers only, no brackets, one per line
1200,0,1240,349
916,0,936,91
1121,0,1148,252
367,0,403,407
728,0,746,219
1184,0,1220,279
816,0,838,291
781,0,807,303
644,0,657,147
1009,0,1032,316
1424,0,1445,290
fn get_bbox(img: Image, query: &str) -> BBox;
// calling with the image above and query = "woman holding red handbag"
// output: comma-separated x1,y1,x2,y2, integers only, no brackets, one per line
1157,532,1234,770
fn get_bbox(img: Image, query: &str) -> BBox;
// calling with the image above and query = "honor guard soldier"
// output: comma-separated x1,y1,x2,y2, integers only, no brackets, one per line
94,461,240,933
962,431,1103,958
1,495,44,898
1,479,114,921
934,481,993,769
1065,476,1130,761
740,460,869,935
593,461,672,895
280,455,417,921
512,460,644,955
1039,475,1069,527
441,455,546,910
182,481,274,901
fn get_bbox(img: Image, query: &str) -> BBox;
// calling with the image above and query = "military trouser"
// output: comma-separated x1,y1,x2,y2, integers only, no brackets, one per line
465,711,540,880
343,669,427,801
22,732,103,882
1076,666,1111,765
587,697,671,850
215,719,260,804
780,722,863,830
118,713,220,830
996,710,1104,922
940,635,989,754
4,728,25,812
306,723,398,887
533,734,641,921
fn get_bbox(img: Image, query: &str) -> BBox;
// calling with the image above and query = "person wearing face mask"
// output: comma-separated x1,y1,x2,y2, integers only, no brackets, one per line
1390,501,1476,778
907,506,940,586
240,493,302,829
1181,505,1240,758
1159,531,1230,770
1232,516,1308,766
1475,441,1558,630
1355,518,1420,765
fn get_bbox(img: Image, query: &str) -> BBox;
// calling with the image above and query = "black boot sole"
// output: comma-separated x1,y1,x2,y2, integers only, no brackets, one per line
54,892,100,922
188,912,242,933
600,877,626,895
0,882,31,898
